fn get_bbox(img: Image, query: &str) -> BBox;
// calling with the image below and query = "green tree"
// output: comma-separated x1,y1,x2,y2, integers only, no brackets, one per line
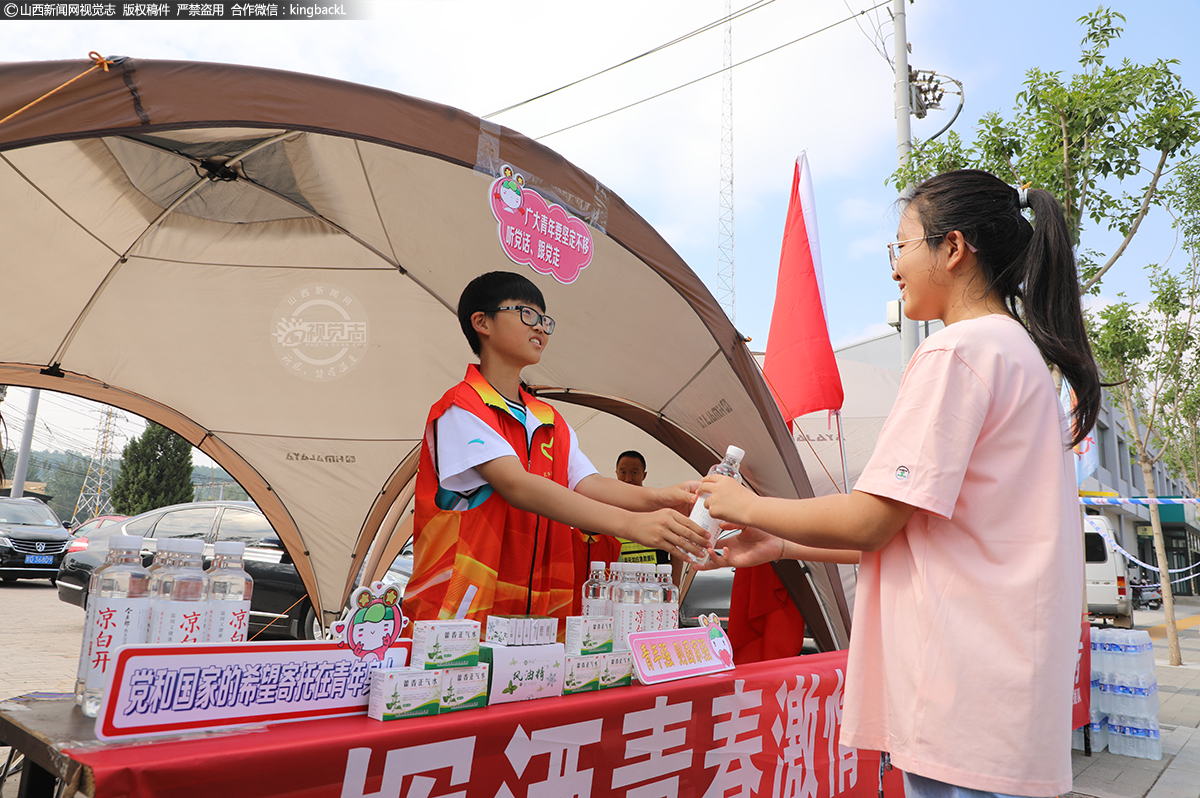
893,8,1200,293
110,423,195,516
1090,252,1200,666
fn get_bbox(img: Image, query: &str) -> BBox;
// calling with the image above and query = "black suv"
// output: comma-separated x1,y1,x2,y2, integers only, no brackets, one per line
0,497,72,583
57,500,412,640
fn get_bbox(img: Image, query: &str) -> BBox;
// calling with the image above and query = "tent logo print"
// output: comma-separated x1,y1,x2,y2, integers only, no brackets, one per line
272,283,369,382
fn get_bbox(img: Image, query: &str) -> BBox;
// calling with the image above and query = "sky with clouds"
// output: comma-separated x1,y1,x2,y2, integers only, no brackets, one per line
2,0,1199,464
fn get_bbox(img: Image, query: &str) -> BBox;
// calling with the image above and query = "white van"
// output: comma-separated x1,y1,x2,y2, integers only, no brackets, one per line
1085,515,1132,627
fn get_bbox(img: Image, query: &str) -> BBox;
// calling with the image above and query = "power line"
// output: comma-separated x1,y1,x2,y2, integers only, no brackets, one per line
483,0,777,120
537,0,892,140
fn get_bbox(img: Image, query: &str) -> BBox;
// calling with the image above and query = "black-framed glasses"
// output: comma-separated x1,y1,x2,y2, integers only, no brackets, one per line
489,305,556,335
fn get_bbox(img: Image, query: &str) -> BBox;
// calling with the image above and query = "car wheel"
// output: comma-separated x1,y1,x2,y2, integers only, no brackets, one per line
301,605,326,641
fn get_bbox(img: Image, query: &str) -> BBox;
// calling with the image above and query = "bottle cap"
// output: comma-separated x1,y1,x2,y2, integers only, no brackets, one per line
725,445,745,462
108,535,143,550
589,560,604,570
656,564,671,574
214,540,246,557
174,538,205,554
155,538,181,553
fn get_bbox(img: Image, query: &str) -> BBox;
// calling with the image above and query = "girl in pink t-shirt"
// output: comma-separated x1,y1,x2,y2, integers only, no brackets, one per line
698,170,1101,797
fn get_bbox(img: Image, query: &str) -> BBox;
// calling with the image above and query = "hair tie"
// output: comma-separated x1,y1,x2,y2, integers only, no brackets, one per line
1016,182,1031,209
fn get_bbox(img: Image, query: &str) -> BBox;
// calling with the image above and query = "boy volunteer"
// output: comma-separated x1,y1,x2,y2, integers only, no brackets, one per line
402,271,707,628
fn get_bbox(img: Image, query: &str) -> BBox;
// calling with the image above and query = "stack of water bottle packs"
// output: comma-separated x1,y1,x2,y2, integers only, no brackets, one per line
1080,627,1161,760
75,534,255,718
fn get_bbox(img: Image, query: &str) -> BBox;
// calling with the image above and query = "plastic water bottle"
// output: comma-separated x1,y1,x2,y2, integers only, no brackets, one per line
639,563,664,631
582,560,609,617
81,536,151,718
1114,672,1133,714
1108,715,1127,755
605,561,621,616
149,539,211,644
75,536,149,705
205,541,254,642
1134,630,1156,673
1145,716,1162,760
657,564,679,630
1090,709,1108,752
1089,627,1101,677
689,446,745,566
612,563,643,651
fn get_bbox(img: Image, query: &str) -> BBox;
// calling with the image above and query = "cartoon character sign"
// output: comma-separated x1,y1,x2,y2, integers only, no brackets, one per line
488,163,594,284
494,166,526,214
700,613,735,668
335,582,408,662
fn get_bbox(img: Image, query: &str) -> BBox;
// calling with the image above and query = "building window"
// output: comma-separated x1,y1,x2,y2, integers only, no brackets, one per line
1117,439,1130,483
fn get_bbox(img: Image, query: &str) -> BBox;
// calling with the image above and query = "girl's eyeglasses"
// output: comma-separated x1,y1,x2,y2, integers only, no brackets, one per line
886,236,930,270
489,305,556,335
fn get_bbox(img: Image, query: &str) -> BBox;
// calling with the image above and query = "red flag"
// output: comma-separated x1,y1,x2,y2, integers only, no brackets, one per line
730,153,841,664
762,152,843,424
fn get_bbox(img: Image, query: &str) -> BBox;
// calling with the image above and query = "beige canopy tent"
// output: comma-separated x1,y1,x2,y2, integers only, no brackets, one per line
0,56,850,649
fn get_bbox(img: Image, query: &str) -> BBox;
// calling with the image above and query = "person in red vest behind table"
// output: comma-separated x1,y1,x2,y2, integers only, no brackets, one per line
402,271,709,634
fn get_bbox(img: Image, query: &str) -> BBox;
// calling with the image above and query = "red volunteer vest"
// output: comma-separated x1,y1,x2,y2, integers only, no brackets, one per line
403,365,578,631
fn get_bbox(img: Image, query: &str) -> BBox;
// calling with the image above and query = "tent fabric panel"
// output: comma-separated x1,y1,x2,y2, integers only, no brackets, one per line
59,259,464,440
214,432,420,619
4,139,160,253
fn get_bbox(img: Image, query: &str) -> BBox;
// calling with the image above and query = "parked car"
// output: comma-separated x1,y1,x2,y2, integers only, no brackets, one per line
1085,515,1133,628
70,514,128,537
0,496,72,583
57,500,414,640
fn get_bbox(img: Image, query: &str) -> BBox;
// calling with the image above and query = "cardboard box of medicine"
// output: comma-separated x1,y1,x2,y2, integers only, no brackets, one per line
532,616,558,645
563,654,603,694
485,615,521,646
411,620,480,669
479,642,565,704
599,651,634,689
565,616,613,655
368,668,442,720
440,663,490,712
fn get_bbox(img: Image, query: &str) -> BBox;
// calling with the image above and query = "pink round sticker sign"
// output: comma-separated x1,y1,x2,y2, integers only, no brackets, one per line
489,165,593,285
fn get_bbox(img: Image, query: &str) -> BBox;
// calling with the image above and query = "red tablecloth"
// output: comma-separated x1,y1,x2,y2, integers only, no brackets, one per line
66,651,904,797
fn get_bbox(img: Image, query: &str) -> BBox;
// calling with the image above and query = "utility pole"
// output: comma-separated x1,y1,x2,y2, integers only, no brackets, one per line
9,388,41,498
72,405,119,524
893,0,920,369
716,0,736,323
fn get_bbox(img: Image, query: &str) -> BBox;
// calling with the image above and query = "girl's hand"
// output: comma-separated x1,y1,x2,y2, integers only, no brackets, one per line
701,526,785,569
698,474,757,527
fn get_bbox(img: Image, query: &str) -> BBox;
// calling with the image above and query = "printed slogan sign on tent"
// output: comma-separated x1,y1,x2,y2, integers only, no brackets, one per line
489,165,593,284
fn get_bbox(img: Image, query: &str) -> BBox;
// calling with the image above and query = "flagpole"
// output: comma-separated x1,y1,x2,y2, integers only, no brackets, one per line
835,409,849,494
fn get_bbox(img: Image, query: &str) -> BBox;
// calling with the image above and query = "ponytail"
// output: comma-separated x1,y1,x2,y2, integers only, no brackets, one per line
909,170,1101,446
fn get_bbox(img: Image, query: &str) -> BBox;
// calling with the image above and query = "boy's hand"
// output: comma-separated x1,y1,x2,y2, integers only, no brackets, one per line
625,509,708,560
697,474,757,527
701,526,785,569
650,481,701,514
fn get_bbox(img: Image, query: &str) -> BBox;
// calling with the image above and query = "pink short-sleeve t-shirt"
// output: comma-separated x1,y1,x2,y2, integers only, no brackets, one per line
841,314,1082,797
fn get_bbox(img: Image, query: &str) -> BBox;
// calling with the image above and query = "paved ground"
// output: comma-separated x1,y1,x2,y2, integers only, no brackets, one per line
4,579,1200,797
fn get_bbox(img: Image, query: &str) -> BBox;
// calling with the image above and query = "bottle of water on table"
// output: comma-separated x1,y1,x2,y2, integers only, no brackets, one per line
205,540,254,642
81,536,151,718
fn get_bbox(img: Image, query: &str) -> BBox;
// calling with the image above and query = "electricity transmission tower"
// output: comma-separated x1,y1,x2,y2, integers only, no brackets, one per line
72,406,119,524
716,0,736,322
